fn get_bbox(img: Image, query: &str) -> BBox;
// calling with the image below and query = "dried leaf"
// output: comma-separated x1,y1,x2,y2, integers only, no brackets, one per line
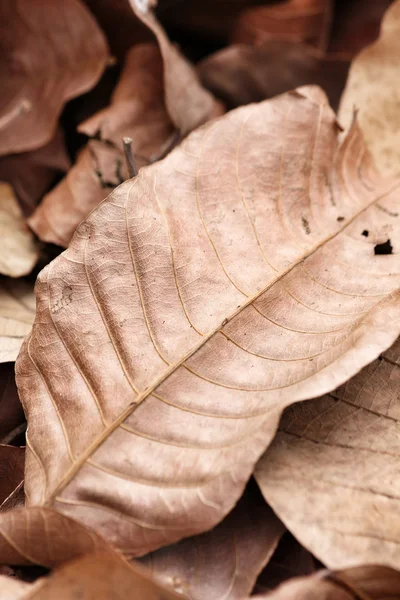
199,41,349,111
129,0,224,135
253,565,400,599
0,183,39,278
0,446,24,508
6,552,181,599
0,0,109,156
28,44,175,248
255,338,400,569
0,507,112,567
15,88,400,557
0,280,35,363
0,364,25,445
0,129,70,217
231,0,333,51
139,482,284,599
0,576,31,600
338,1,400,176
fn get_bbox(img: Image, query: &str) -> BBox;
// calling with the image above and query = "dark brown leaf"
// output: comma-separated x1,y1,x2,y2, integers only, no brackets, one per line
0,129,70,217
139,482,284,599
0,0,109,155
199,40,349,111
0,445,24,507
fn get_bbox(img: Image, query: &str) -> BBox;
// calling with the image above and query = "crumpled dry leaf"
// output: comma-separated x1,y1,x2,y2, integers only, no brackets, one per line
0,0,109,156
14,87,400,558
252,565,400,599
0,364,25,445
338,0,400,176
129,0,224,135
28,44,175,248
0,129,70,217
0,552,181,600
231,0,333,51
199,40,349,111
0,280,35,363
255,337,400,569
0,183,39,278
0,445,24,508
139,481,284,599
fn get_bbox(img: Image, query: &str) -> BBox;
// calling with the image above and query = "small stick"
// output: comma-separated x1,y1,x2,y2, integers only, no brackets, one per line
123,137,138,179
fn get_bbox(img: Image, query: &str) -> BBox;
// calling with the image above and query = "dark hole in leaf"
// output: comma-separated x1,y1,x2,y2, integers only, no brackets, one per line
362,230,369,237
337,216,345,222
374,239,393,255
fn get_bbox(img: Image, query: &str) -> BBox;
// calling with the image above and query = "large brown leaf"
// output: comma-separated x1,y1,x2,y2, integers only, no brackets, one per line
0,280,35,363
198,40,349,111
28,44,175,248
139,481,284,599
0,0,109,156
0,552,181,599
0,183,39,278
15,87,400,557
255,337,400,569
338,1,400,176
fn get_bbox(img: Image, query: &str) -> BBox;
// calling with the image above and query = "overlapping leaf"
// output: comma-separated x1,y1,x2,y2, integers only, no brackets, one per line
0,183,39,277
140,482,284,599
28,44,175,248
0,0,109,155
13,87,400,559
256,338,400,569
0,280,35,363
339,0,400,175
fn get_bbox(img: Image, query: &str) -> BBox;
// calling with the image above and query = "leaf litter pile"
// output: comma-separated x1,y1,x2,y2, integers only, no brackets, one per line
1,0,400,597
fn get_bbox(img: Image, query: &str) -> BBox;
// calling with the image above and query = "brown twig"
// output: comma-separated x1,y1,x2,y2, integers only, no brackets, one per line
123,137,138,179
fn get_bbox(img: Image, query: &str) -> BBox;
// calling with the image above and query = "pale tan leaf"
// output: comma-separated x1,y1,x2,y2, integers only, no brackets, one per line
0,280,35,363
255,337,400,569
10,552,181,599
139,482,284,599
0,183,39,277
128,0,224,135
338,0,400,175
28,44,175,248
252,565,400,599
0,576,31,600
14,87,400,558
0,0,109,155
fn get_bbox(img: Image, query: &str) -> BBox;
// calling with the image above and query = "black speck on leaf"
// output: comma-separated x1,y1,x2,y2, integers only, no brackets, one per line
362,230,369,237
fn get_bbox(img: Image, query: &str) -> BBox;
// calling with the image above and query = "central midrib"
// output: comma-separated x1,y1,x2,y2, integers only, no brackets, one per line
44,182,399,505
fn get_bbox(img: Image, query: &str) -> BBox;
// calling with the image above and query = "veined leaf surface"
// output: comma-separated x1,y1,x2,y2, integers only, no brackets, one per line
16,87,400,556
